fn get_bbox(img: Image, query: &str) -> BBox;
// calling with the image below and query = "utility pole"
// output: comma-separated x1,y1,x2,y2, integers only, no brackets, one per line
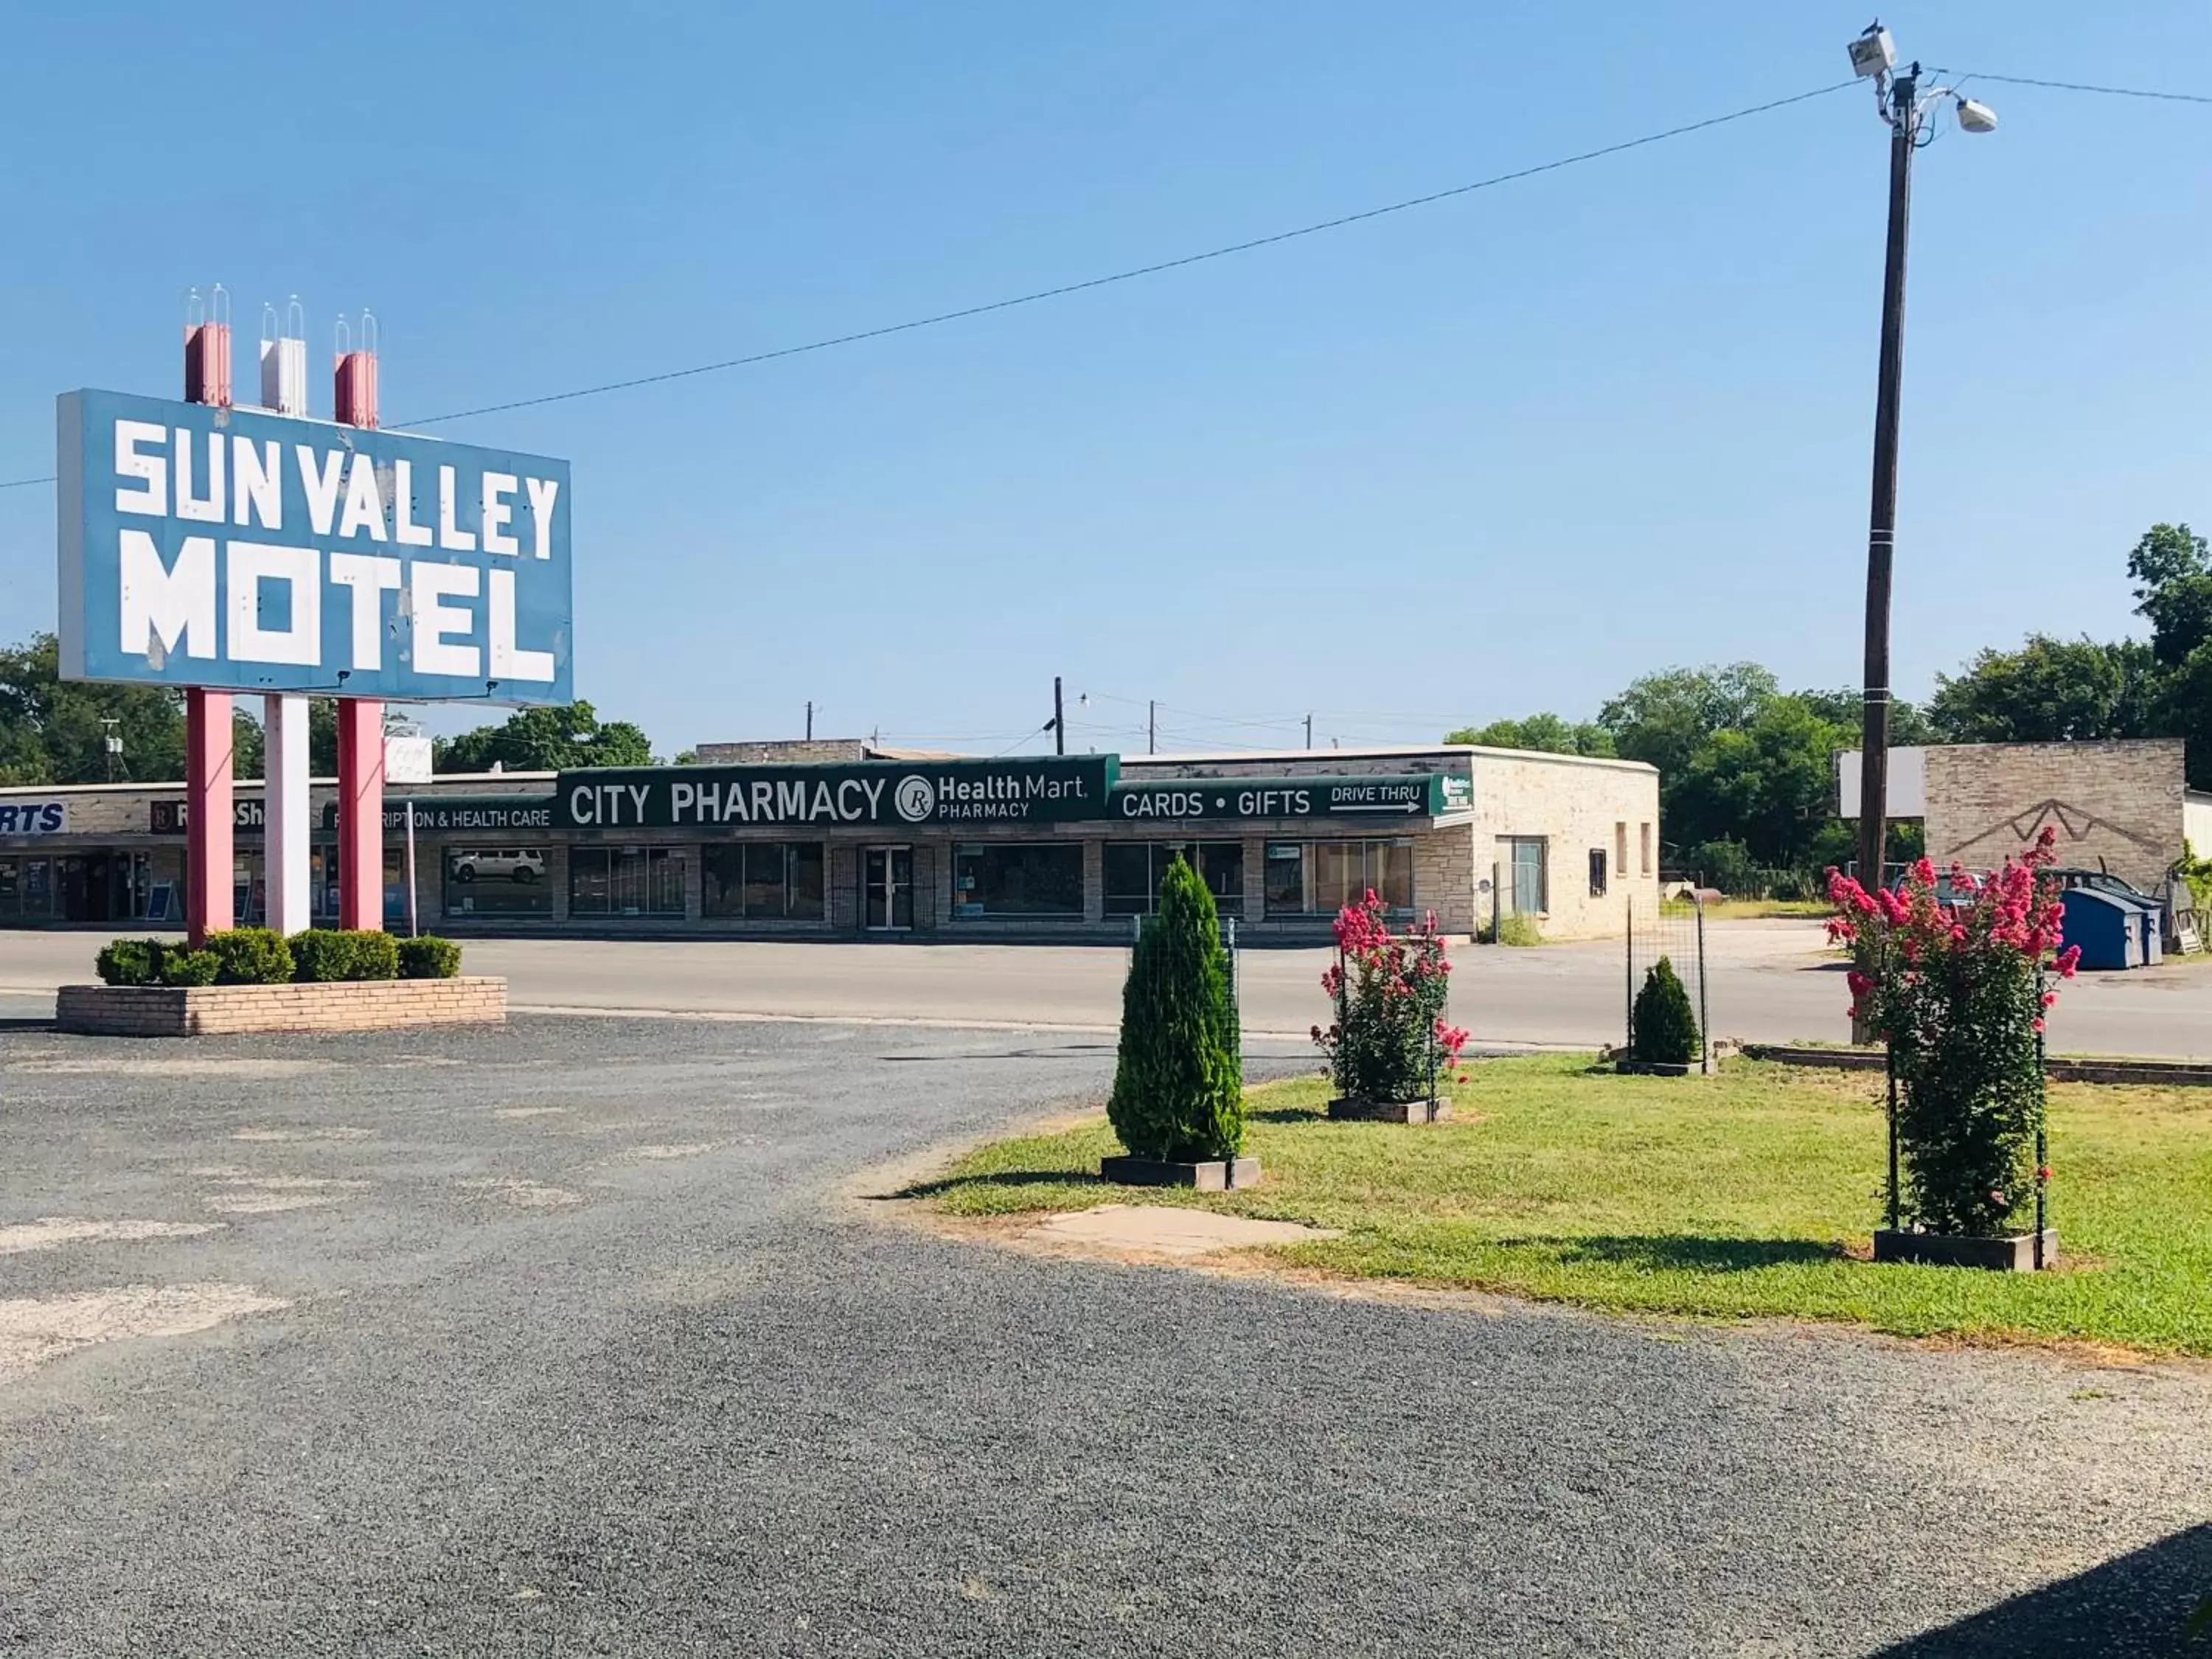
1848,24,1997,906
1148,700,1156,756
1304,712,1313,750
1857,54,1915,905
805,700,814,741
1053,676,1065,757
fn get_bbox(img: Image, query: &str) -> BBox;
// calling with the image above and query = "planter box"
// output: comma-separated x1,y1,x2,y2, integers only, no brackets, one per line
1326,1096,1452,1124
56,978,507,1037
1873,1228,2059,1272
1099,1154,1262,1192
1615,1060,1694,1077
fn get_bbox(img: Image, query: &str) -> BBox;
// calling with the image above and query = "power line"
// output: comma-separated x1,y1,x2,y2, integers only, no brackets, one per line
389,79,1859,429
1963,71,2212,107
0,474,51,490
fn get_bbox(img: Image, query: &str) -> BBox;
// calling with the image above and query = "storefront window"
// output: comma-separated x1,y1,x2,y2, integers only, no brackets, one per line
953,843,1083,919
0,858,55,922
1103,842,1242,917
701,843,826,919
444,846,554,917
570,846,684,917
1263,841,1414,917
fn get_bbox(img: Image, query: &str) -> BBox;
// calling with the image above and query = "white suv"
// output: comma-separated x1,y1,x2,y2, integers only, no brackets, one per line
450,849,545,884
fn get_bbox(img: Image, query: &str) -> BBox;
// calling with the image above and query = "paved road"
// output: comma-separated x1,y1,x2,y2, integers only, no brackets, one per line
3,1017,2208,1655
4,922,2211,1054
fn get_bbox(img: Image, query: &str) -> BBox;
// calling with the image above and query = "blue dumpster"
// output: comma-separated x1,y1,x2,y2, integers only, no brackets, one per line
2059,888,2140,972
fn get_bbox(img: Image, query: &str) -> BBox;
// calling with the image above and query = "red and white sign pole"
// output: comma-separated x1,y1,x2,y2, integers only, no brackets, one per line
260,303,313,935
333,318,384,931
181,293,234,946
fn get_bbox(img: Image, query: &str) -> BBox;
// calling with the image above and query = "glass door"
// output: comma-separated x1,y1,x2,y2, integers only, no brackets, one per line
863,846,914,931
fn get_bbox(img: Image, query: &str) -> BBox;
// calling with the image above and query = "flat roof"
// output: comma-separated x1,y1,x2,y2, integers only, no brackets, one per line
1124,743,1656,774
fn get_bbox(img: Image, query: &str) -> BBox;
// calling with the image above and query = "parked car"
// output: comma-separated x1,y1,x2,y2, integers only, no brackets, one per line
450,849,544,884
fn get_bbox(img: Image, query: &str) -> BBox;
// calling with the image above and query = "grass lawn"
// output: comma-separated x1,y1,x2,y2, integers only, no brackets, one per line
1672,897,1832,921
906,1057,2212,1357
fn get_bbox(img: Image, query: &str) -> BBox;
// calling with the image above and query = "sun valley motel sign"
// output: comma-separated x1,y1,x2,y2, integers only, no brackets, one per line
58,389,572,702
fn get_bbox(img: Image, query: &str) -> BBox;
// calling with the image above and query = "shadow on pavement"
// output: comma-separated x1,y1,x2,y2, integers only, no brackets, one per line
886,1169,1104,1202
1865,1523,2212,1657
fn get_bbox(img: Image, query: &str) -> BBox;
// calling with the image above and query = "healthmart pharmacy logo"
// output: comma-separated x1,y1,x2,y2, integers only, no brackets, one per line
894,776,936,822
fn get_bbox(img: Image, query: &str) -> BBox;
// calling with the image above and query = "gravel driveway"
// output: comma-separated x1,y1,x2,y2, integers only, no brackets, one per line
1,1016,2208,1656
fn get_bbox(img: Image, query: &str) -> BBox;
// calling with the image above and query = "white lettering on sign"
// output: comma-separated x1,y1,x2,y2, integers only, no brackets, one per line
1239,789,1311,817
410,563,481,678
114,421,167,515
329,553,402,669
480,473,520,557
437,465,476,552
233,438,281,529
392,459,434,547
119,530,217,662
338,453,388,542
226,541,321,665
298,445,346,536
525,477,559,560
173,428,224,523
486,570,555,681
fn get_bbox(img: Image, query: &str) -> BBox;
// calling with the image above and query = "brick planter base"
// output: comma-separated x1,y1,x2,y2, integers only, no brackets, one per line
55,978,507,1037
1872,1228,2058,1272
1326,1096,1452,1124
1099,1154,1262,1192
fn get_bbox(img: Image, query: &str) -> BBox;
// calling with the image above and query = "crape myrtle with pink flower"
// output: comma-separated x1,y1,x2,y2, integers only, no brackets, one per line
1826,826,2079,1239
1312,891,1471,1105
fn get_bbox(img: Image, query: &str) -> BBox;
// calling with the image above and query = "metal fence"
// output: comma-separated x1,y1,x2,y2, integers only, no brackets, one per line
1624,894,1711,1073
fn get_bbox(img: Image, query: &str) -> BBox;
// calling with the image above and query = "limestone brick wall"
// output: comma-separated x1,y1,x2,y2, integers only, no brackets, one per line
1466,751,1660,941
56,977,507,1037
1922,740,2185,891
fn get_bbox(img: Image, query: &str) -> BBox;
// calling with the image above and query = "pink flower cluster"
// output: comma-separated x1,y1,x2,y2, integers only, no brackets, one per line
1315,891,1467,1071
1825,825,2081,1032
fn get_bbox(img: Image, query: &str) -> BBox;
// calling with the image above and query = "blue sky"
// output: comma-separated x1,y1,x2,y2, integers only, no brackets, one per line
1,3,2207,756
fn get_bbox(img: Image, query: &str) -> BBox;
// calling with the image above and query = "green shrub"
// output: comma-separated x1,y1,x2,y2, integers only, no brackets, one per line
397,935,462,979
203,927,294,986
1630,957,1701,1067
159,948,220,987
289,928,400,982
95,938,163,987
1107,855,1244,1163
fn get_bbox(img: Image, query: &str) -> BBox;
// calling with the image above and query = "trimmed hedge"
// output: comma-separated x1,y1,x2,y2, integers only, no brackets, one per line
96,938,163,987
159,948,220,987
204,927,294,986
1631,957,1701,1067
288,928,401,983
397,936,463,980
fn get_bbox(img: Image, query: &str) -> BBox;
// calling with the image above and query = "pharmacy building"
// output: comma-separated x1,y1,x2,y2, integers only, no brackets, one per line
0,740,1659,942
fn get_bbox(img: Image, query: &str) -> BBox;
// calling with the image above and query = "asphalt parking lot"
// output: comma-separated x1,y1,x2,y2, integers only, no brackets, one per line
4,1015,2209,1656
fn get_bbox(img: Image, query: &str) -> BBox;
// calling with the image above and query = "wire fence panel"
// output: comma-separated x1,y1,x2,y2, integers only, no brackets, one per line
1624,894,1711,1073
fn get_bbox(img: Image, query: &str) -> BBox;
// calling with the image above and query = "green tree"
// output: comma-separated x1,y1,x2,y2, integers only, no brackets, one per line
1444,713,1615,757
1925,636,2157,744
1668,695,1854,868
1598,662,1779,783
434,700,653,773
2126,522,2212,667
0,632,187,784
1106,856,1244,1164
1792,686,1935,748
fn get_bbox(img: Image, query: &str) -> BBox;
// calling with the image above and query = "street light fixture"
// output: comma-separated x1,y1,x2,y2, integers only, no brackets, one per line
1848,21,1996,956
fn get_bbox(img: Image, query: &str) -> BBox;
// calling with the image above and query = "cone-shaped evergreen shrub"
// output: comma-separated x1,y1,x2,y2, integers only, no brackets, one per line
1631,957,1700,1066
1107,855,1244,1162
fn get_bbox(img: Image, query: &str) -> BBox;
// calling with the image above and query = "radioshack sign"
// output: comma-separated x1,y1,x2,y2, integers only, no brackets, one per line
58,389,571,703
